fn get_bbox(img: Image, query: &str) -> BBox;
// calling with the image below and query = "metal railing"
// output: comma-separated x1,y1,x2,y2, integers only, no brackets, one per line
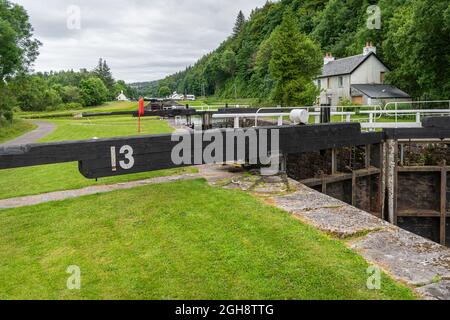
362,100,450,129
212,106,363,129
208,100,450,129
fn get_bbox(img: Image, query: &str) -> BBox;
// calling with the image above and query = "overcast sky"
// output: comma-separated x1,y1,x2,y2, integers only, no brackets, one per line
13,0,268,83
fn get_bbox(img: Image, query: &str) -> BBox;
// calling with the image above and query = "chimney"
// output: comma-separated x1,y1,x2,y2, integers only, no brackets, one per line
324,52,335,65
363,42,377,56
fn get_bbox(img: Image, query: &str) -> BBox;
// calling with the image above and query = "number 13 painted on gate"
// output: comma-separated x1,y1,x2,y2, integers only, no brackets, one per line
111,145,135,171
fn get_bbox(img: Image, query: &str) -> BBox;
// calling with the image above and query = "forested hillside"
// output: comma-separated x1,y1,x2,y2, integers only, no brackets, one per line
147,0,450,103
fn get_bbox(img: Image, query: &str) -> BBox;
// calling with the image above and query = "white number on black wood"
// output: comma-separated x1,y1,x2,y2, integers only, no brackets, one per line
111,145,135,171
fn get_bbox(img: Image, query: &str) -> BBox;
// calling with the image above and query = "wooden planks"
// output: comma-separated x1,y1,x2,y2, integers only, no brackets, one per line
398,166,448,172
0,123,383,179
397,209,442,218
301,167,381,187
422,116,450,129
385,127,450,140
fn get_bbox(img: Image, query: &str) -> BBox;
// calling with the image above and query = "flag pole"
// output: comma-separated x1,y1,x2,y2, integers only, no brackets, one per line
138,97,144,133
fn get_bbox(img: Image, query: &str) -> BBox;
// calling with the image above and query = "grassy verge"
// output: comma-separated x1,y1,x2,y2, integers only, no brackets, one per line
0,179,415,300
38,116,174,142
0,164,197,199
17,101,138,119
0,119,37,144
0,115,193,199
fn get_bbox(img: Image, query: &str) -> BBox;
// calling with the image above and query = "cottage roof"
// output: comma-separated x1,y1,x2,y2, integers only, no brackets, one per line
351,84,411,99
319,52,379,78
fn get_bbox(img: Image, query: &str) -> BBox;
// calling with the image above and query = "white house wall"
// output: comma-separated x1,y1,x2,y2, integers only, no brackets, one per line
351,55,389,84
319,74,351,105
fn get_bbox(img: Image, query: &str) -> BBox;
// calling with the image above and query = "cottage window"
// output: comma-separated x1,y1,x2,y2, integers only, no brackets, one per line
338,76,344,88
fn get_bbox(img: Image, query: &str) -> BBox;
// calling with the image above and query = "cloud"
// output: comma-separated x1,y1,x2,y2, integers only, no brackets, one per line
13,0,268,82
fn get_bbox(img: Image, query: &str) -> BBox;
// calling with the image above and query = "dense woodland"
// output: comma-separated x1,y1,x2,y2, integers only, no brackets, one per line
141,0,450,105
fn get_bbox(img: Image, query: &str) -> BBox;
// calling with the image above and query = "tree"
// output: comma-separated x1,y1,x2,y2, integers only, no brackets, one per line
11,76,40,111
113,80,127,98
158,86,171,98
0,84,14,122
383,0,450,99
44,88,62,108
233,10,246,37
311,0,364,57
0,0,41,119
80,77,109,106
10,75,48,111
94,58,115,96
268,12,322,106
253,37,275,98
221,49,236,75
204,53,226,92
0,0,41,80
60,86,82,103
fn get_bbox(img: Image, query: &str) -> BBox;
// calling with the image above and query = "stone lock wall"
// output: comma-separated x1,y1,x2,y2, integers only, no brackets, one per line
286,141,450,247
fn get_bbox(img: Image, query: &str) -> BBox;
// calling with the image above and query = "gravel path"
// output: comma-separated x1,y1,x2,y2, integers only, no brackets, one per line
0,173,200,210
1,121,56,147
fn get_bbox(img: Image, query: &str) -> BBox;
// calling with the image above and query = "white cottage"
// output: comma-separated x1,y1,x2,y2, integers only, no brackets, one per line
116,91,128,101
316,43,411,106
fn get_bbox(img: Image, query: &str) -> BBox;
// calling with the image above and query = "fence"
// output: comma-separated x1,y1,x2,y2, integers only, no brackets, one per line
366,100,450,129
210,100,450,129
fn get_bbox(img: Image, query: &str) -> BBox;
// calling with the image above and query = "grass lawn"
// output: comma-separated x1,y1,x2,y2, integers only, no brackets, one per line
0,115,196,199
17,101,139,119
0,163,196,200
39,116,174,142
0,179,415,300
0,119,36,144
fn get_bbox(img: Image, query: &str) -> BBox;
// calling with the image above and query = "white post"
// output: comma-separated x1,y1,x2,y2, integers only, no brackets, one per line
315,114,320,124
395,102,398,128
369,113,374,131
346,113,351,123
234,117,240,129
278,116,283,126
416,112,421,124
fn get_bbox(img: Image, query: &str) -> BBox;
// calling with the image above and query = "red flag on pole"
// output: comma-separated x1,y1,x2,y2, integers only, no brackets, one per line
139,97,145,116
138,97,145,133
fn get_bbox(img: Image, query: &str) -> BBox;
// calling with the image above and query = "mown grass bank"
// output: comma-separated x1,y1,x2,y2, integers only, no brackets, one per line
16,101,138,119
0,179,416,300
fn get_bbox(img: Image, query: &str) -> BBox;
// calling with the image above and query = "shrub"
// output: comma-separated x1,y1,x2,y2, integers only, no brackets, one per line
46,102,83,112
80,77,109,107
60,86,83,104
3,111,13,122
